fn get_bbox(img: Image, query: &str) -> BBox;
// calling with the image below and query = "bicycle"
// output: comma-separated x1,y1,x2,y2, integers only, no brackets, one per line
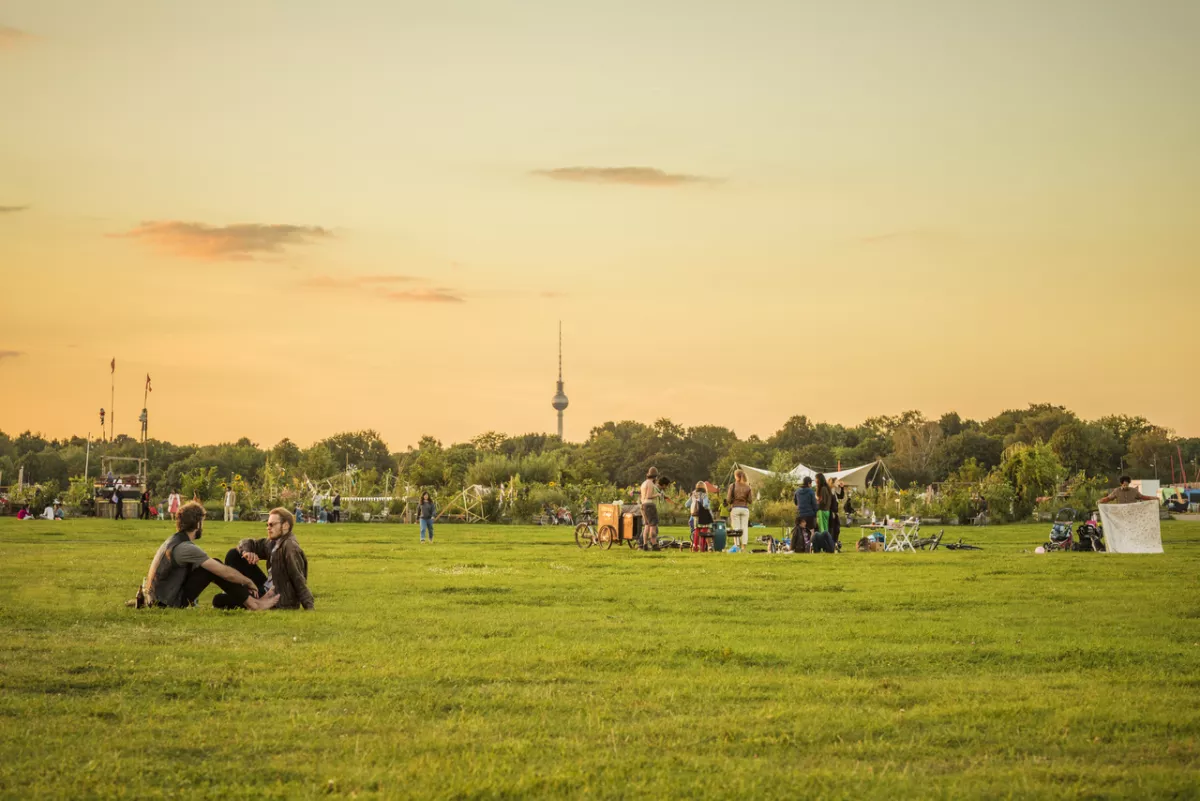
574,512,614,550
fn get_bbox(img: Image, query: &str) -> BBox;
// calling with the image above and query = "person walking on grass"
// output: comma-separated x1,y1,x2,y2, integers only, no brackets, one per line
418,492,436,543
140,489,152,520
640,467,662,550
112,486,125,520
224,507,314,610
168,490,181,520
136,501,278,610
793,476,817,553
727,469,753,551
223,486,236,522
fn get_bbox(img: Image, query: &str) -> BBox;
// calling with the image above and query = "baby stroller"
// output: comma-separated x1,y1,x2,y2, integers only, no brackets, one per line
1044,508,1076,552
1073,512,1106,552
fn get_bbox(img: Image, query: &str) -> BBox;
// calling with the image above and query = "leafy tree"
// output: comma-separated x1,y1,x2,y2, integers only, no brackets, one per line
889,422,944,487
470,431,506,453
1126,428,1175,479
1005,406,1077,447
321,430,392,475
1094,415,1153,452
795,443,836,471
302,444,336,480
1048,422,1122,478
998,443,1064,520
768,415,814,453
270,438,303,468
931,431,1004,480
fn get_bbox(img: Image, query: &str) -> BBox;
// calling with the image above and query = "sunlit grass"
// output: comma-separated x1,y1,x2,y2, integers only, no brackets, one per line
1,518,1198,798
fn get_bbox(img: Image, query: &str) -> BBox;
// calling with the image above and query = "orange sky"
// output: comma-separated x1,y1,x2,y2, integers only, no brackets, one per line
2,1,1197,448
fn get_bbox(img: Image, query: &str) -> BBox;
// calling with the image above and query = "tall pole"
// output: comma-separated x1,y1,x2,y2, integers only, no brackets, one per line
110,358,116,441
84,433,91,480
141,374,150,464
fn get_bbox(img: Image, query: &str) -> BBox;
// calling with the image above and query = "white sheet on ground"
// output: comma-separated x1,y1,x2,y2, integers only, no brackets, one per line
1097,501,1163,554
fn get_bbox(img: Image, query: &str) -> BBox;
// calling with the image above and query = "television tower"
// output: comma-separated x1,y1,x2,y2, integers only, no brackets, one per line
551,322,569,440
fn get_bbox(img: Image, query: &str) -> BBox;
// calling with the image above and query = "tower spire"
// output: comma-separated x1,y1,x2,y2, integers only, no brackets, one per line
551,321,569,440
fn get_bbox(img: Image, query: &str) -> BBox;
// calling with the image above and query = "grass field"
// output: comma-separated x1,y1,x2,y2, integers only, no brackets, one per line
1,517,1198,799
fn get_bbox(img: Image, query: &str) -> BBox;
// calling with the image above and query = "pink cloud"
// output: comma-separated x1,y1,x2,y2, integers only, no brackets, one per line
115,221,332,261
0,25,32,49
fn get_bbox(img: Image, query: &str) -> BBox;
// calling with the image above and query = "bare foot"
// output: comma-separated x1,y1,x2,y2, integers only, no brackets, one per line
246,591,280,611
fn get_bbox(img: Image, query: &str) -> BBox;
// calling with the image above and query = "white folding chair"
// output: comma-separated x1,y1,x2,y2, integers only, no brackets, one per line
886,520,920,552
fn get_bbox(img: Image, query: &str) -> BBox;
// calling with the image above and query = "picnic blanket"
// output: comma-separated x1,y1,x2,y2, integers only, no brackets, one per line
1097,501,1163,554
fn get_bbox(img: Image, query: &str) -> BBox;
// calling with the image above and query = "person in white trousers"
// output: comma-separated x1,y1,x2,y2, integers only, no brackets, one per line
726,469,753,550
224,488,236,522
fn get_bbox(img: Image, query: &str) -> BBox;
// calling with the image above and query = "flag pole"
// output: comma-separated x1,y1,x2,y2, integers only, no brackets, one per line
110,358,116,441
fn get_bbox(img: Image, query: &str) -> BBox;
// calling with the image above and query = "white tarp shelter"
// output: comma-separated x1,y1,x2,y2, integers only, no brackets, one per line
732,459,889,491
1097,501,1163,553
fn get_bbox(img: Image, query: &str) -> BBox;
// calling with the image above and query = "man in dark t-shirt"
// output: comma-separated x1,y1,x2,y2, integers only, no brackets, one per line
141,502,278,610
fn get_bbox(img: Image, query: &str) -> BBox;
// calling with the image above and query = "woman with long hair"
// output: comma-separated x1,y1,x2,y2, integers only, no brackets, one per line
813,473,836,553
727,469,753,551
815,473,832,536
418,491,436,543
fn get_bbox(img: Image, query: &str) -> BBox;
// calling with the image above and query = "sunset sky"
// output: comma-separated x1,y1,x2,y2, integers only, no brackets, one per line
2,0,1197,449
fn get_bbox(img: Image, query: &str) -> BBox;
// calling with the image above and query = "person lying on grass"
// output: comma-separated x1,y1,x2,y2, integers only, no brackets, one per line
139,501,279,610
225,507,314,611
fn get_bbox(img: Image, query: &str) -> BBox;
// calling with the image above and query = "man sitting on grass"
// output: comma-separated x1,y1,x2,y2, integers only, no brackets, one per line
220,507,314,611
139,501,278,610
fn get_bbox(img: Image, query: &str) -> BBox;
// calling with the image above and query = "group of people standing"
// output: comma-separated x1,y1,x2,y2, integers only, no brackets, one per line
792,473,848,553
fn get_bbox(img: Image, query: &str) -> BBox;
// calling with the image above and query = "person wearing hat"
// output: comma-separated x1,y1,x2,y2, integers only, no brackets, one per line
639,467,662,550
1099,476,1156,505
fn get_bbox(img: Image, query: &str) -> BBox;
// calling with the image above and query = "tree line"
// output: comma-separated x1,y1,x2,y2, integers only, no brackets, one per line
2,405,1196,521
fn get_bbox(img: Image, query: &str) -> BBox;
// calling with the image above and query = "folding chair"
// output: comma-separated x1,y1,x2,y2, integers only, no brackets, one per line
885,520,920,552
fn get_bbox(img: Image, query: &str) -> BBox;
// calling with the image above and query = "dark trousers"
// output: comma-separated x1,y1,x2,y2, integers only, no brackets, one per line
113,500,125,519
829,512,841,544
180,549,266,609
794,516,815,553
140,503,151,520
331,509,340,523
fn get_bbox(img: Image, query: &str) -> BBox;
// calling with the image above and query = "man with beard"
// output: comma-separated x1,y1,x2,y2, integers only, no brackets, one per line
220,507,315,611
138,501,278,610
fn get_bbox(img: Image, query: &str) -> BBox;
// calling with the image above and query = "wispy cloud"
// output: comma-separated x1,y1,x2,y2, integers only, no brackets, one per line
299,274,465,303
383,288,465,304
301,274,420,290
539,290,568,299
532,166,717,187
0,349,25,360
0,205,29,213
115,221,332,261
0,25,32,49
859,229,955,246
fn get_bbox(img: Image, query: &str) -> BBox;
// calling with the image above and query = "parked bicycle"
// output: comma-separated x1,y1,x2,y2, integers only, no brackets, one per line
574,511,614,550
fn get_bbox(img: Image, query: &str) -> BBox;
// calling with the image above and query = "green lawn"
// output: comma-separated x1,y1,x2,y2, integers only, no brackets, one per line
1,518,1198,799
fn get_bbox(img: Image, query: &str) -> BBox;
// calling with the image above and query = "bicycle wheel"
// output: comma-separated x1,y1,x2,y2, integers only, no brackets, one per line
597,525,617,550
574,523,595,549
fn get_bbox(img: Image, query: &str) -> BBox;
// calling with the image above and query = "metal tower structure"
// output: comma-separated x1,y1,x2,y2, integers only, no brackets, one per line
551,322,569,440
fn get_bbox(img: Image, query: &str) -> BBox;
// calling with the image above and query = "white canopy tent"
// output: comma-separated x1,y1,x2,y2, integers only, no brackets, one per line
731,459,890,491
